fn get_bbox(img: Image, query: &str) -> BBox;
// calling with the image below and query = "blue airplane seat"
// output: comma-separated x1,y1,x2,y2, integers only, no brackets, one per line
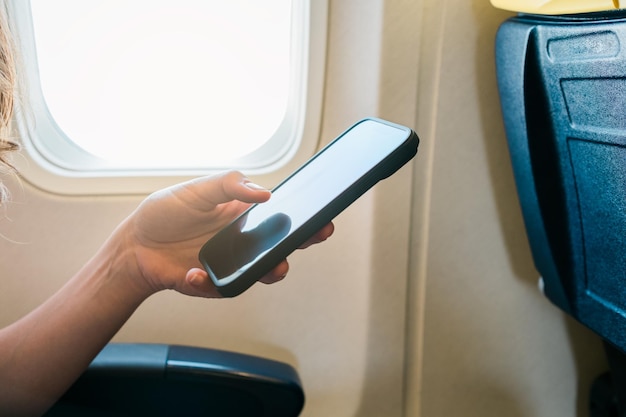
494,10,626,417
44,343,304,417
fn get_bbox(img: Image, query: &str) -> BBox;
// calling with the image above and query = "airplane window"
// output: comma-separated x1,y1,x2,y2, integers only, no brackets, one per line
7,0,327,194
31,0,292,168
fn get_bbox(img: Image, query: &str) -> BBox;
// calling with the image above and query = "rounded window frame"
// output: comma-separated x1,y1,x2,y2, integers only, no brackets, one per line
8,0,327,195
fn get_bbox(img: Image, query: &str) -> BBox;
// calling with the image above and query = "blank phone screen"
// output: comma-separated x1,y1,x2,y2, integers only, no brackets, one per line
202,119,412,284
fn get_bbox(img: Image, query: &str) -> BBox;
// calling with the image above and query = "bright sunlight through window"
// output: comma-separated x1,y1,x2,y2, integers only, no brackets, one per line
29,0,295,169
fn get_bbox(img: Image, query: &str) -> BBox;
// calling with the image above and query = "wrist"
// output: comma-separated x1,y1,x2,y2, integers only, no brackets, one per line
92,220,158,303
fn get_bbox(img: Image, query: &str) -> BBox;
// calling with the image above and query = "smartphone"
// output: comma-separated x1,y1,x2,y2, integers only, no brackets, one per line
199,118,419,297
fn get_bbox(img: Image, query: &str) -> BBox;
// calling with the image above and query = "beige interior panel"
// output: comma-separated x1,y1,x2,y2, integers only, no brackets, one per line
0,1,612,416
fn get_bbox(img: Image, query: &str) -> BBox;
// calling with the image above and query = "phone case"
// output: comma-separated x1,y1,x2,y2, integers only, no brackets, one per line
199,117,419,297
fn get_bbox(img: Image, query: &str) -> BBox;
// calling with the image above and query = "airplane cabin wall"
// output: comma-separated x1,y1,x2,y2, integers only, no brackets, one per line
406,0,609,416
0,0,612,416
0,0,410,416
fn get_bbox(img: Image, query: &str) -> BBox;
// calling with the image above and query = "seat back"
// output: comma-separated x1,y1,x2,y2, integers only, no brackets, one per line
495,12,626,350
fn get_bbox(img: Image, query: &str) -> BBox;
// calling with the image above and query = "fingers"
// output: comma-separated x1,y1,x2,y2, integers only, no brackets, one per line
220,171,272,205
185,261,289,297
185,268,223,298
259,260,289,284
299,222,335,249
187,222,332,295
179,171,271,209
255,222,334,285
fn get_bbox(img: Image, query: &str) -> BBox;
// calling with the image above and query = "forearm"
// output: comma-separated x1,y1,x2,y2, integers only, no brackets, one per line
0,229,152,416
0,172,304,416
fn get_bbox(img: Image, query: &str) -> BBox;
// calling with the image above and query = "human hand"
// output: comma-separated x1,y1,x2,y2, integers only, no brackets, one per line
113,171,334,298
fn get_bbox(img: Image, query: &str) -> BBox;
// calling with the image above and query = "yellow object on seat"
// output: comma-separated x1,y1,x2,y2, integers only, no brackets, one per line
490,0,621,15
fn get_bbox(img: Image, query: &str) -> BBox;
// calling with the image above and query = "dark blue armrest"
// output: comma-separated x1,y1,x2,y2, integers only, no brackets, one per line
45,343,304,417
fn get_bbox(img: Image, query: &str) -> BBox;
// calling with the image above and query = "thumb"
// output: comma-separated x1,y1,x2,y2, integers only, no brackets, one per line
177,171,271,209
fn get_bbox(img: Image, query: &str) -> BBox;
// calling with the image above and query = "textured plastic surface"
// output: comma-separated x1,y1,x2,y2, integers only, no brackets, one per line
496,13,626,351
45,343,304,417
491,0,621,15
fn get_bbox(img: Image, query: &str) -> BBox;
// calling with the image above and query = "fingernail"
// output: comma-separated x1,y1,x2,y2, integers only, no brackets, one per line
189,273,202,287
244,180,268,192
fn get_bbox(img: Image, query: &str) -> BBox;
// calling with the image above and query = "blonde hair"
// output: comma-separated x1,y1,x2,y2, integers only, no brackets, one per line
0,3,16,204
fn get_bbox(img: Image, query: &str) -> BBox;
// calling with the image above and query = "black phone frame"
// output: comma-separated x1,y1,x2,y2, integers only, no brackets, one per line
199,117,419,297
